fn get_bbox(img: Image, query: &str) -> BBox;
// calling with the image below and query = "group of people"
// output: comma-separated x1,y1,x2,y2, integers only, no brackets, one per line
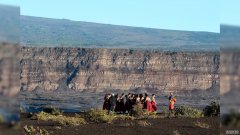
103,92,177,114
102,93,158,113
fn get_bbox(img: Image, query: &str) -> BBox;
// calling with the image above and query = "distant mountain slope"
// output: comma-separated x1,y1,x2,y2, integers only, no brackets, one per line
0,5,19,43
220,25,240,49
20,15,219,51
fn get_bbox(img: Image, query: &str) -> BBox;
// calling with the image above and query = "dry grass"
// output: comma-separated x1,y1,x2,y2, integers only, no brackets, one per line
174,106,204,118
131,104,145,117
85,108,115,123
194,121,210,129
146,111,159,119
173,130,181,135
23,125,50,135
37,112,86,126
161,106,168,117
118,122,135,127
130,104,159,119
42,106,62,115
115,114,135,121
118,120,151,127
137,120,151,127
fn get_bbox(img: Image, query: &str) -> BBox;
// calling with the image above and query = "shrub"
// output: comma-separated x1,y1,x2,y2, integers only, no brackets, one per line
203,101,220,117
222,110,240,128
37,112,86,126
146,111,159,119
130,104,159,119
85,108,115,123
23,125,50,135
130,104,145,118
174,106,204,118
161,106,168,114
0,114,4,123
42,106,62,115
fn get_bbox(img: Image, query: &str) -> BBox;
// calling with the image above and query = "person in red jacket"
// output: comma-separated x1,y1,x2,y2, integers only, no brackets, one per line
144,94,152,112
168,92,176,117
169,97,176,110
151,94,157,112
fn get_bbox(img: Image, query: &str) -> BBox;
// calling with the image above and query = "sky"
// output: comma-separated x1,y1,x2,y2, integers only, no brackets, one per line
0,0,239,33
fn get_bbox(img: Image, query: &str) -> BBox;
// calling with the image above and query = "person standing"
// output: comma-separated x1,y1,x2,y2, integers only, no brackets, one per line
136,94,140,103
168,92,176,117
115,94,120,112
151,94,157,112
103,93,111,111
168,92,174,101
144,94,152,112
119,93,125,113
125,94,130,113
109,93,117,113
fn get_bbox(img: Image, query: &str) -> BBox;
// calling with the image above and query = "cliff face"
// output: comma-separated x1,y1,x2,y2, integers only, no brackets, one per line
220,50,240,113
0,42,19,96
20,47,219,93
220,50,240,95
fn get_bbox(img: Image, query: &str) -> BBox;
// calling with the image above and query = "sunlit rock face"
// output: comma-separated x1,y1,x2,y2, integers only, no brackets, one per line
0,42,20,96
220,50,240,113
220,50,240,95
20,47,219,93
220,25,240,114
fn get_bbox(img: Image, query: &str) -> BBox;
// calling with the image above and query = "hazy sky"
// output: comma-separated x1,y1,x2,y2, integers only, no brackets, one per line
0,0,239,33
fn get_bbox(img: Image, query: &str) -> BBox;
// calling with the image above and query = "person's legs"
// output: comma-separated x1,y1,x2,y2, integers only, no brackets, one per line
110,105,115,114
168,109,174,118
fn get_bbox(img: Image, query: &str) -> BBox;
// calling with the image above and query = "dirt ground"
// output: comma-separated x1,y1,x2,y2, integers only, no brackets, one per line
0,113,220,135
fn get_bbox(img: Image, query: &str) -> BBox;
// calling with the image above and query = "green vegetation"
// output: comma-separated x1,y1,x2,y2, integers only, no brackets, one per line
0,114,4,123
222,110,240,128
194,121,210,129
85,108,115,123
161,106,168,114
174,106,204,118
42,106,62,115
114,114,135,121
23,125,50,135
146,111,159,119
130,104,145,118
37,112,86,126
32,104,219,128
129,104,159,119
203,101,220,117
21,16,218,51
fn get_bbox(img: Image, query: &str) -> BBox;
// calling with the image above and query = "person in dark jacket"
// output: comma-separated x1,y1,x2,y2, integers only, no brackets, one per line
103,93,111,111
119,93,125,113
115,94,120,112
109,93,117,113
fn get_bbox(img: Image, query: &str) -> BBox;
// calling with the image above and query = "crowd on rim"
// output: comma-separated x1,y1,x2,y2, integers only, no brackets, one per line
103,92,177,114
